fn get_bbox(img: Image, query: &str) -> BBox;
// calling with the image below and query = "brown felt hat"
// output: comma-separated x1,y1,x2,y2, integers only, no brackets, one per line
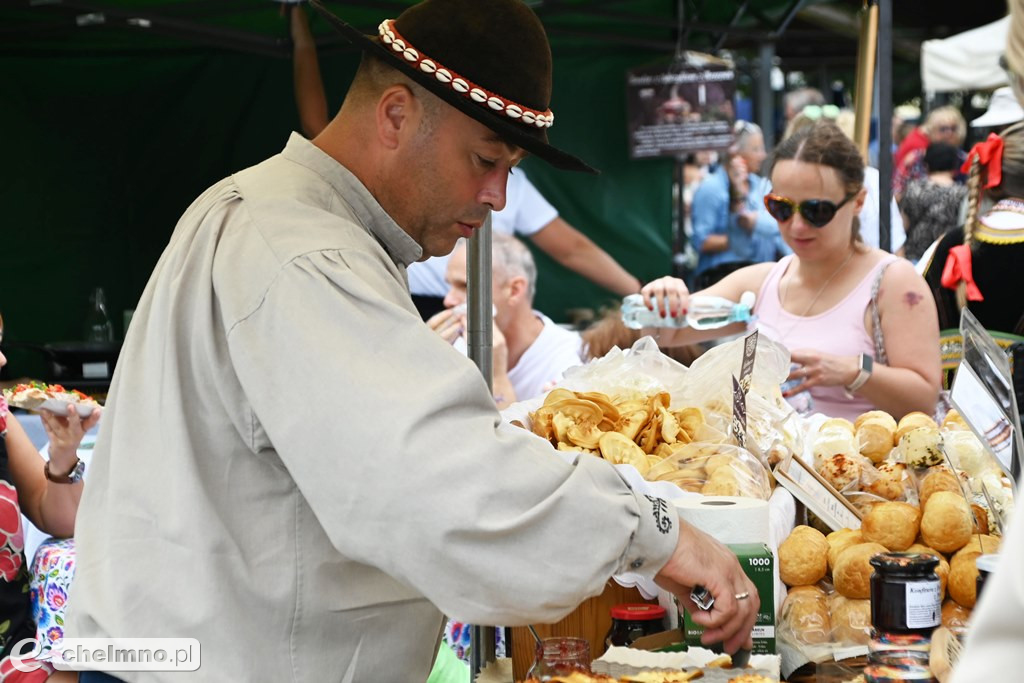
309,0,596,174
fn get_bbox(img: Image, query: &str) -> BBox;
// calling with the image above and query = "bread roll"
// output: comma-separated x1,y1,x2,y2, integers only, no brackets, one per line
948,550,982,608
830,596,872,645
898,427,943,468
941,410,970,432
818,453,863,492
942,598,972,629
833,542,888,599
856,410,898,433
920,492,974,554
863,461,906,500
955,533,1002,558
780,525,829,587
919,468,962,508
826,528,864,573
970,504,990,535
857,420,896,464
781,585,832,645
861,501,921,551
896,412,939,441
813,432,858,469
820,417,856,436
906,543,950,600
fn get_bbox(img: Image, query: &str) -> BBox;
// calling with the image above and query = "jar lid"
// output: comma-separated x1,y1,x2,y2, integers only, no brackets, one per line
610,603,666,620
870,551,939,573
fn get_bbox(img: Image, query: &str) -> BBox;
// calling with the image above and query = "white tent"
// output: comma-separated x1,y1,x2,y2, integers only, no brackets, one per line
921,16,1008,92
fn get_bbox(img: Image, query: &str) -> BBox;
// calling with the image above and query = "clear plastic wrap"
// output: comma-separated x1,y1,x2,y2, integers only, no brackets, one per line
646,442,772,499
677,335,804,469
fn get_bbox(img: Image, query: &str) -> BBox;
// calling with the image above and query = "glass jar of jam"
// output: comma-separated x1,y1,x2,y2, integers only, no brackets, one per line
605,603,667,649
866,552,941,683
526,637,591,680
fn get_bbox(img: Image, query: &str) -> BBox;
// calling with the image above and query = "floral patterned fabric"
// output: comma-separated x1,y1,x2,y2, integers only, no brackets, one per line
0,426,34,661
28,538,74,660
441,620,506,666
0,403,50,682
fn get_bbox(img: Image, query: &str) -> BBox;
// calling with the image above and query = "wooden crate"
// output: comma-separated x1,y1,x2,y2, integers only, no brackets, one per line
509,581,658,680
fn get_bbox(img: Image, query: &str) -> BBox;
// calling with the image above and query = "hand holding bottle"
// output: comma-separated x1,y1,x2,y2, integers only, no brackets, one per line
639,276,692,320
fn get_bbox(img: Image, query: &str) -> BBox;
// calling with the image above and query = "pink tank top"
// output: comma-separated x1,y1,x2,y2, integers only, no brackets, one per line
755,254,898,421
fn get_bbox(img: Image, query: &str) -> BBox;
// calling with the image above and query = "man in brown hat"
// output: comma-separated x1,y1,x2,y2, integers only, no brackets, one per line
65,1,757,680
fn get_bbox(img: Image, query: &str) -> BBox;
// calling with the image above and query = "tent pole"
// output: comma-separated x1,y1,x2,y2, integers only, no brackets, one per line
877,0,892,253
758,41,776,152
854,1,878,161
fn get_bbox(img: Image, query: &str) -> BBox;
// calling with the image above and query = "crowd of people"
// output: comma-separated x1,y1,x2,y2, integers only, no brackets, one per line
2,0,1024,681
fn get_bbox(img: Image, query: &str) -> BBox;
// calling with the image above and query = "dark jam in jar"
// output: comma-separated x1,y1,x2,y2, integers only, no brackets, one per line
870,552,941,636
605,603,667,648
866,553,941,683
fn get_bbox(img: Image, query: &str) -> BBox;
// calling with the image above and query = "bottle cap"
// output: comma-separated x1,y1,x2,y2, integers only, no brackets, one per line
610,603,666,620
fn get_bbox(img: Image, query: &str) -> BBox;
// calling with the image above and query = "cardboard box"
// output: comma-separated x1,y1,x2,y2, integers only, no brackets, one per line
682,542,776,654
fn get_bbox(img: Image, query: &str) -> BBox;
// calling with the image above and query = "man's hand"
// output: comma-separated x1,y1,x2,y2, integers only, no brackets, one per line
655,519,759,654
426,308,465,346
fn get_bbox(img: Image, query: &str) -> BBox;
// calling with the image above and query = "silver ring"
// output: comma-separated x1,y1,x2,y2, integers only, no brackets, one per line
734,591,750,600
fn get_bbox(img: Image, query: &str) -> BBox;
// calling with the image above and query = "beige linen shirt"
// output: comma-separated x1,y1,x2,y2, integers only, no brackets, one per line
67,134,677,682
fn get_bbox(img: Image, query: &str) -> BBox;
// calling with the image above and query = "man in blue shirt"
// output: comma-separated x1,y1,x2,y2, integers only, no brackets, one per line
691,121,789,288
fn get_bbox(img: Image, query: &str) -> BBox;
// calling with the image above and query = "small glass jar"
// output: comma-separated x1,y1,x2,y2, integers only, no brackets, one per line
526,637,591,680
866,552,940,683
604,603,667,648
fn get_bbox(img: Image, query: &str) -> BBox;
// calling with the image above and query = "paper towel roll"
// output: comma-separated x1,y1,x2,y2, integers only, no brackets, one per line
674,495,770,544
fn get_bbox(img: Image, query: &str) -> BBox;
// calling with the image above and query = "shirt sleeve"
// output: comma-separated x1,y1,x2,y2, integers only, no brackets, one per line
492,170,559,237
226,250,678,625
691,175,728,254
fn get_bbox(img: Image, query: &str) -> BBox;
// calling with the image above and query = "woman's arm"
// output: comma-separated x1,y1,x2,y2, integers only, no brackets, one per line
640,262,774,348
6,409,99,538
858,259,942,414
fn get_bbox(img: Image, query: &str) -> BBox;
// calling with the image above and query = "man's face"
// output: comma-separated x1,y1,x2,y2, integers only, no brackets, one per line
442,245,516,332
390,105,526,260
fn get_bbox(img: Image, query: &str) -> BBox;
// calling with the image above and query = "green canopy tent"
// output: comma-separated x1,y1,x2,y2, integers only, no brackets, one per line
0,0,1001,381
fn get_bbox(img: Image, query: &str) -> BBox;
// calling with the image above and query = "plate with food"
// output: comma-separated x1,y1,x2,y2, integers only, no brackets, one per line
3,381,100,417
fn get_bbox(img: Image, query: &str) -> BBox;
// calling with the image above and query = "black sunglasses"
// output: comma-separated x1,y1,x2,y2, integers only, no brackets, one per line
763,192,857,228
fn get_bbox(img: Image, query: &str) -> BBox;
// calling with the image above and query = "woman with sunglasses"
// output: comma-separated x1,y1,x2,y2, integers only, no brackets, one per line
642,120,941,421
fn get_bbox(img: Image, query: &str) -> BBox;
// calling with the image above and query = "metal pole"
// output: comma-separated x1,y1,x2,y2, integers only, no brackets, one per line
877,0,893,253
466,215,496,674
758,42,776,151
467,216,493,389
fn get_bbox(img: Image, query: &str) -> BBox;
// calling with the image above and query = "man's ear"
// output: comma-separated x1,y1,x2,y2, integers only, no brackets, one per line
376,84,417,150
506,275,529,305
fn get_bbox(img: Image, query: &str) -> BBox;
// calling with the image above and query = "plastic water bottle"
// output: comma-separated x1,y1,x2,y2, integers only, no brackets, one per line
83,287,115,343
620,291,756,330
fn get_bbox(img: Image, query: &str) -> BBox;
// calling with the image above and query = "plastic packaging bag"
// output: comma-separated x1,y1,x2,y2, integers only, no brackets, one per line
646,442,772,499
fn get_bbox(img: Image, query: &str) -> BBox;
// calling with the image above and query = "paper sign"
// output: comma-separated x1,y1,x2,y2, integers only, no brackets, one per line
775,454,862,531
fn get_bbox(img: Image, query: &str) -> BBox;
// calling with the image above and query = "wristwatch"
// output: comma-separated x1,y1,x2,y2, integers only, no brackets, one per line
44,457,86,484
844,353,874,398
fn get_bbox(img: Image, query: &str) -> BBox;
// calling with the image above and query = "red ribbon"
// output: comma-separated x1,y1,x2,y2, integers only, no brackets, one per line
940,244,985,302
961,133,1004,188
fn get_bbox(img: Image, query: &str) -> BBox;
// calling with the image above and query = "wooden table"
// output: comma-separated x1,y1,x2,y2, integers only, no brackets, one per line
508,581,659,680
